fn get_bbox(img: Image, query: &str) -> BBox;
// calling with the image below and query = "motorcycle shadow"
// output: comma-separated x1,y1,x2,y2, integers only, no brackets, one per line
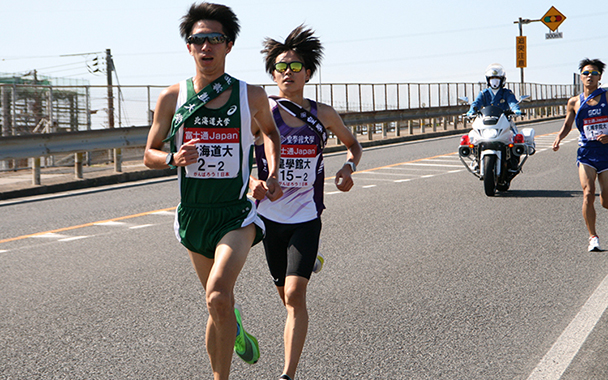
497,189,583,198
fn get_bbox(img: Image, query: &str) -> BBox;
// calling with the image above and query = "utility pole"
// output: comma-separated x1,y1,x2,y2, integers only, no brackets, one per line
106,48,115,129
105,48,121,172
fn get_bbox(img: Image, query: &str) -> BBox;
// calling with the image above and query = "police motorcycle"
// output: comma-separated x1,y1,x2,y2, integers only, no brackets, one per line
457,96,535,196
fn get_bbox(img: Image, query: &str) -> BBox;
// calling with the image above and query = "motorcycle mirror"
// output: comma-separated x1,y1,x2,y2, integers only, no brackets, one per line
457,96,470,105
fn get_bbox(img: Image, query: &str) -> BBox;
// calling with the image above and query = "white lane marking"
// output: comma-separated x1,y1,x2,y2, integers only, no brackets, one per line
394,179,412,183
129,224,154,229
30,233,69,239
421,158,461,163
358,171,418,177
362,185,377,188
0,250,8,253
326,191,342,195
387,167,456,173
527,272,608,380
347,177,412,182
402,163,463,168
94,221,127,226
58,236,90,242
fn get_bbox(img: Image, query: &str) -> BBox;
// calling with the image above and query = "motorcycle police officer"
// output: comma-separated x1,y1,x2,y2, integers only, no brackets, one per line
467,63,522,121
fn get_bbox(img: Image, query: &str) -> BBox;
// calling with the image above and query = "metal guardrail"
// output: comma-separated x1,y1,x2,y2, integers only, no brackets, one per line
0,126,149,160
0,99,566,162
0,97,567,187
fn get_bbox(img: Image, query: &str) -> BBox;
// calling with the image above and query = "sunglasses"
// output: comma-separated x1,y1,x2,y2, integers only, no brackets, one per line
187,33,228,45
581,70,600,76
274,61,304,73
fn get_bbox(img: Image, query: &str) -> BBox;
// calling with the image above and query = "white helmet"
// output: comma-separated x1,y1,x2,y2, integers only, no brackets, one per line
485,63,506,89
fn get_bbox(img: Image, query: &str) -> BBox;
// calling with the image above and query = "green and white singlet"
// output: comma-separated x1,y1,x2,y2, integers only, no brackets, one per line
170,77,264,257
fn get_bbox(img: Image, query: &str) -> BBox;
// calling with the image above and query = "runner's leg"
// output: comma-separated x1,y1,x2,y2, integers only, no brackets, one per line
279,275,309,379
598,170,608,211
579,163,598,237
189,223,256,380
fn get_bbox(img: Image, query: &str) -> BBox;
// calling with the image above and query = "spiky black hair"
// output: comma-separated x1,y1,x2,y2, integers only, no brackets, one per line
579,58,605,74
261,25,324,80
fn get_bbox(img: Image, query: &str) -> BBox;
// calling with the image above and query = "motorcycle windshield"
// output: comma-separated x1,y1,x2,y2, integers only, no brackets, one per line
480,106,504,125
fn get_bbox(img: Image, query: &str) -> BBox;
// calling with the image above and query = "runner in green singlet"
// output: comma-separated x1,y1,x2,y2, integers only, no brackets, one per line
144,3,282,380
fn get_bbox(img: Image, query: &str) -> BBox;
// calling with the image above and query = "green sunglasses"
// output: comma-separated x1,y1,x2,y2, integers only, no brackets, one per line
274,61,304,73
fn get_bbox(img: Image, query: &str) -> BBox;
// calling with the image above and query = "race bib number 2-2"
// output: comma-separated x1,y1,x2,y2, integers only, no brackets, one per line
184,128,240,178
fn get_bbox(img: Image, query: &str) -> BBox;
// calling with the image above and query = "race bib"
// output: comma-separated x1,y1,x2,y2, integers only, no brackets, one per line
584,116,608,141
278,145,318,187
184,128,240,178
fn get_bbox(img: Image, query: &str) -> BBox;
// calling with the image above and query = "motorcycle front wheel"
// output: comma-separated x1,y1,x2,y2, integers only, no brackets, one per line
483,155,497,196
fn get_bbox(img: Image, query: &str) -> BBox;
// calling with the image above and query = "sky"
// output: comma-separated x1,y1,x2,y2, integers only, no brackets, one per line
1,1,607,88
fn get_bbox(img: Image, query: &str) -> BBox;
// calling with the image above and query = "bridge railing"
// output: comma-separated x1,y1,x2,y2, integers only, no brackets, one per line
0,81,573,184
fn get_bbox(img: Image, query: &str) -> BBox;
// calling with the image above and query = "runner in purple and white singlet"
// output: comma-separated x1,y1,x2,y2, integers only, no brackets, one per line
249,25,362,380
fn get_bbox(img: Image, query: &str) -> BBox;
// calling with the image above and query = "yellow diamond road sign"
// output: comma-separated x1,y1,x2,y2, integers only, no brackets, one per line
541,6,566,32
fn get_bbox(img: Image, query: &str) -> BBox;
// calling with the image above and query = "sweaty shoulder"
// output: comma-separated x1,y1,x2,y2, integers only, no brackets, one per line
158,83,180,109
247,84,268,108
316,102,342,129
568,95,580,112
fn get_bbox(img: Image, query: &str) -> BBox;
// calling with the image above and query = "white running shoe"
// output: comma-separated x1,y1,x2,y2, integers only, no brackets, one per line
588,236,601,252
312,253,325,274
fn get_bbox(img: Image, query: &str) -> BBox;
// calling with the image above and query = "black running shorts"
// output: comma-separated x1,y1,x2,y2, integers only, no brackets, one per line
260,216,322,287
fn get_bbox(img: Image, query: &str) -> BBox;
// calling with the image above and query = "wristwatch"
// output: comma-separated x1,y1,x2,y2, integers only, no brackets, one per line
165,153,176,168
343,161,356,172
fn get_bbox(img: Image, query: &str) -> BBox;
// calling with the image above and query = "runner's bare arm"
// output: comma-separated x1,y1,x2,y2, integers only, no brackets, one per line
249,85,283,201
144,84,200,169
320,104,363,192
553,96,577,151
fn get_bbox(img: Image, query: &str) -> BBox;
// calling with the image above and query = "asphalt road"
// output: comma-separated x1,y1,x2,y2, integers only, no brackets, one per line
2,119,608,379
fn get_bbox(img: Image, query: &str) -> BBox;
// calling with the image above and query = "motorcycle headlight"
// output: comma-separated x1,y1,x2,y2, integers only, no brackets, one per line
481,128,499,139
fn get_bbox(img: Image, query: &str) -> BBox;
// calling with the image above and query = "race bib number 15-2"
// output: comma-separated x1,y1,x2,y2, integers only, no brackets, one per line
184,128,240,178
279,145,318,187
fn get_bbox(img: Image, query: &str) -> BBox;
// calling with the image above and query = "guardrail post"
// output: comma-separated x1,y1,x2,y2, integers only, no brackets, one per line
114,148,122,172
31,157,41,185
75,152,83,179
408,120,413,135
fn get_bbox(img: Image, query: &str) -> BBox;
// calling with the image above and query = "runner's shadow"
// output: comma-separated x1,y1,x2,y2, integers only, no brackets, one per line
499,189,583,198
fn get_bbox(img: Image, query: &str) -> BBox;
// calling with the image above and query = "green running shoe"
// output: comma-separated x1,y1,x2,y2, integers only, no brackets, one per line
313,252,325,274
234,305,260,364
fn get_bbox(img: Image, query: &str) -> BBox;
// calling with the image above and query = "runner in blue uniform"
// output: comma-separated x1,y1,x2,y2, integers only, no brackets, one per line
553,58,608,252
144,3,282,379
249,25,362,380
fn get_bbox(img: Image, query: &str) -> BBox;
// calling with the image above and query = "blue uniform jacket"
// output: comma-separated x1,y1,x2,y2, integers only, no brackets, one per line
468,88,521,115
